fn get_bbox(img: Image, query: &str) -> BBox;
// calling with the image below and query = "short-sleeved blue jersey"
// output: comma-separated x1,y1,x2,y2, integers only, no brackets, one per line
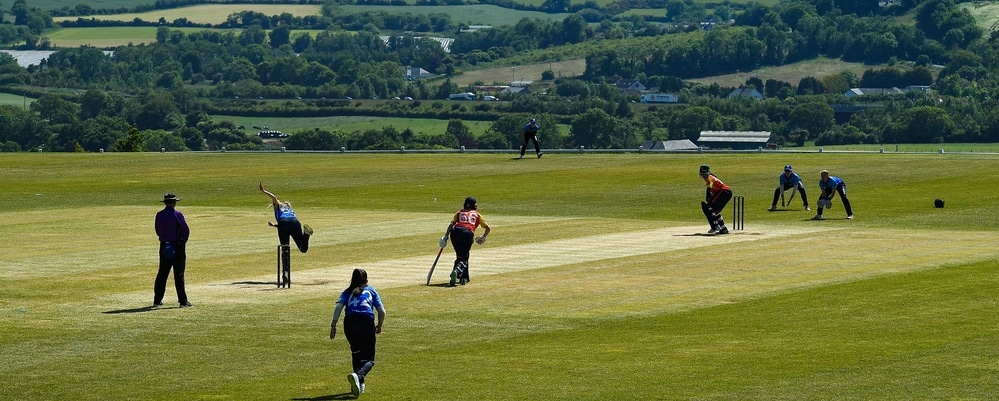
779,172,803,186
337,286,383,318
819,176,843,190
273,204,297,221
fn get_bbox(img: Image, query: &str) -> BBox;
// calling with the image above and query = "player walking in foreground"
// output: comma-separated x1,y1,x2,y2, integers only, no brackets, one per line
813,170,853,220
153,193,192,308
769,164,810,211
440,196,490,286
330,268,386,397
699,164,732,234
519,118,543,159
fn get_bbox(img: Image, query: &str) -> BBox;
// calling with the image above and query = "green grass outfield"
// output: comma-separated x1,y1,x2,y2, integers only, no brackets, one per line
2,152,999,400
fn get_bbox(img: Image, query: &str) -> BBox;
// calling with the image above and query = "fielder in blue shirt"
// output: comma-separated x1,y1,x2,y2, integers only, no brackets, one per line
769,164,810,211
519,118,543,159
330,269,386,397
813,170,853,220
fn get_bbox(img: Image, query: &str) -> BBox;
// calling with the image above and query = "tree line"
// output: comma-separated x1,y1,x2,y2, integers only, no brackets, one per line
2,0,999,152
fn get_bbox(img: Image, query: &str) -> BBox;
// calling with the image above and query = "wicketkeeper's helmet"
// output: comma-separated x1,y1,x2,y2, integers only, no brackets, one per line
699,164,710,174
784,164,792,172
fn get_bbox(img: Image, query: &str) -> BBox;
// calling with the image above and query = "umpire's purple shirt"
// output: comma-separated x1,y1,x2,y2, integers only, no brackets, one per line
155,206,189,242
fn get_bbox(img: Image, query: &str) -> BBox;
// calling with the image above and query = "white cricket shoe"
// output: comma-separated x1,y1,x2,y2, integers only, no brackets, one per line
348,373,360,397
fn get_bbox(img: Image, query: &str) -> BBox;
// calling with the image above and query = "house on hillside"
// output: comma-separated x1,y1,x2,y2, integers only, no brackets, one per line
696,131,771,150
843,87,906,98
641,139,700,151
615,79,647,94
500,86,530,95
459,25,492,33
405,66,435,81
727,87,764,100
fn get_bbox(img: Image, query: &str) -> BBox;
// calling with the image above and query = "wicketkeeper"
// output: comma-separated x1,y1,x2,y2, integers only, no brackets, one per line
440,196,490,286
813,170,854,220
769,164,810,211
699,164,732,234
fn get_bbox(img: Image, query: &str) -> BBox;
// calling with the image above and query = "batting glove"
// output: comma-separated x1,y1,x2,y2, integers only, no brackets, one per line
475,235,487,245
439,236,448,248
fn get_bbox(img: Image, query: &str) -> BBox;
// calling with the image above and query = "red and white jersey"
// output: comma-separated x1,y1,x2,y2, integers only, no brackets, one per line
452,209,487,232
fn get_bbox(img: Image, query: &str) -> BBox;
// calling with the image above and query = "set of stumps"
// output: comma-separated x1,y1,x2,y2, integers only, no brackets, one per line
276,245,291,288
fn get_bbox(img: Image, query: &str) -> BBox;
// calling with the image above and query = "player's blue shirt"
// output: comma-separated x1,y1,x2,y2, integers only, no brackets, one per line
818,176,844,190
524,123,539,133
779,172,803,186
337,286,383,318
273,204,297,221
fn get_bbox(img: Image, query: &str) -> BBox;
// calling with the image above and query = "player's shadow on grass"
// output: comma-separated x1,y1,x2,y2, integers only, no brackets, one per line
292,393,356,400
102,305,160,314
231,281,274,286
673,232,759,237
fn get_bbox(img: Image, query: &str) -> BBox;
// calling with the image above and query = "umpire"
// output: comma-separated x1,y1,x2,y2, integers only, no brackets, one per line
153,193,192,308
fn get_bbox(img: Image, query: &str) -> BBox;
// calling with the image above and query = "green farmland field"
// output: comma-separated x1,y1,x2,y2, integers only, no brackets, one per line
212,114,500,137
52,4,324,25
2,152,999,400
51,4,571,27
44,26,222,48
0,92,33,107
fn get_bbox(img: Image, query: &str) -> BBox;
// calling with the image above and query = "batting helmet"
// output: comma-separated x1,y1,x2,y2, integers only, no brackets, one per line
464,196,477,210
699,164,710,174
784,164,792,172
934,198,945,208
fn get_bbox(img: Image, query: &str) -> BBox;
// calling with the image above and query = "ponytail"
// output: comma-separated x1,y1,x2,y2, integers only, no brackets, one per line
348,268,368,295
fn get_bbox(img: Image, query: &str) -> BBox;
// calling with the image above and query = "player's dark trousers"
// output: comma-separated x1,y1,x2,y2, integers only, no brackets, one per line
277,217,309,253
450,227,474,281
702,190,732,229
520,133,540,156
154,241,188,305
344,314,377,384
818,184,853,216
771,184,808,206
